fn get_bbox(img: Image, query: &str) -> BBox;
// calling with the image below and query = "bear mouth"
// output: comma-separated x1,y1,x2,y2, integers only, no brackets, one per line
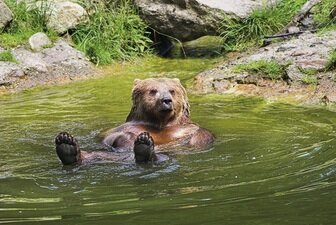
160,107,173,113
159,104,173,112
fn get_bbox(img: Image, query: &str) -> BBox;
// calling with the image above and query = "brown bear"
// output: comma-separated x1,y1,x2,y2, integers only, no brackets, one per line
55,78,214,165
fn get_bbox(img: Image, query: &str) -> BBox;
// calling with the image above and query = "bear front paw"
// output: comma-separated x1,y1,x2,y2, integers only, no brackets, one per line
55,132,81,165
134,132,156,163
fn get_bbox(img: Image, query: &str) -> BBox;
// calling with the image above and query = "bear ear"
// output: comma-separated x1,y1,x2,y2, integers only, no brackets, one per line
133,79,142,86
172,78,181,84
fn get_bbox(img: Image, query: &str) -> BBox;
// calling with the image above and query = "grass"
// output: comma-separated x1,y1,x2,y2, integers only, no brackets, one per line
300,68,318,85
325,50,336,71
313,0,336,30
301,74,318,85
0,0,57,47
300,68,318,76
71,1,152,65
1,0,151,64
0,50,18,63
219,0,307,51
232,60,287,80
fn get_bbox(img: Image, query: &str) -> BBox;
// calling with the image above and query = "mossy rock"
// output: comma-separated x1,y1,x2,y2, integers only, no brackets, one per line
168,36,223,58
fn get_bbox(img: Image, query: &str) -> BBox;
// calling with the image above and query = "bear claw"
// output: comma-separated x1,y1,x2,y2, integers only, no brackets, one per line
55,132,77,146
55,132,81,165
134,132,156,163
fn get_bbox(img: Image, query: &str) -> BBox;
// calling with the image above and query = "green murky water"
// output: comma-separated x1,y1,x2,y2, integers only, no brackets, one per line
1,57,336,224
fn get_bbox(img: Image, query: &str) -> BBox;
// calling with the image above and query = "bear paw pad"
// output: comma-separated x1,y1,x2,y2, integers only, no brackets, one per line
134,132,155,163
55,132,81,165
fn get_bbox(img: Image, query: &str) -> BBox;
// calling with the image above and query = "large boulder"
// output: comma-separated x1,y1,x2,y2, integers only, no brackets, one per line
0,0,13,30
134,0,278,41
1,40,93,90
47,1,88,34
40,40,92,76
193,31,336,104
13,47,49,75
0,62,24,86
20,0,88,34
169,35,224,58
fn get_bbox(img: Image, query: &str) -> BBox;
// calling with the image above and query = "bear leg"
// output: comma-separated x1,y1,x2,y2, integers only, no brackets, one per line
133,132,156,163
55,132,81,165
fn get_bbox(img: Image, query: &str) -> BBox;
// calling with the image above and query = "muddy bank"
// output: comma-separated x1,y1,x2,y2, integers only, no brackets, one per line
193,31,336,105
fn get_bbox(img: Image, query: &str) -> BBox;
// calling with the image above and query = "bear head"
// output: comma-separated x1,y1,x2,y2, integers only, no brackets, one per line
126,78,191,128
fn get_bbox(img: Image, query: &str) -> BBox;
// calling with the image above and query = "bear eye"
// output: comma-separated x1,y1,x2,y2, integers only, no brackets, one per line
149,89,157,96
169,90,175,95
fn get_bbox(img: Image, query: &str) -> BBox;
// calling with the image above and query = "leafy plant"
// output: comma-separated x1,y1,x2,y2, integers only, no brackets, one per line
232,60,286,80
71,1,152,65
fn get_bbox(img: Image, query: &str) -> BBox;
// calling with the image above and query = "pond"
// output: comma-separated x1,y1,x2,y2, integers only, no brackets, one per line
0,57,336,224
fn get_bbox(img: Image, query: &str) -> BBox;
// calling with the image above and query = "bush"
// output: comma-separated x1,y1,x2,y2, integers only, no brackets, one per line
71,1,152,65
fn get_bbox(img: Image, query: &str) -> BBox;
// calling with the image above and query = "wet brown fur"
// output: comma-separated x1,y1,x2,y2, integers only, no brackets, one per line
102,78,214,153
66,78,215,164
126,78,191,128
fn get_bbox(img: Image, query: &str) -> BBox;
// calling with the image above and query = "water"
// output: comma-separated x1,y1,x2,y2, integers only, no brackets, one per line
0,57,336,224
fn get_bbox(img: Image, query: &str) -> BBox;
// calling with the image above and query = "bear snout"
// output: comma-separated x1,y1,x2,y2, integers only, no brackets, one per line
160,96,173,111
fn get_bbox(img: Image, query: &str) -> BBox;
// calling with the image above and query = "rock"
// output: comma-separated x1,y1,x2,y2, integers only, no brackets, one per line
182,36,223,58
41,40,92,77
168,36,223,58
0,40,94,91
28,32,52,51
47,1,88,34
12,48,49,76
240,31,336,81
197,0,279,18
21,0,88,34
286,65,303,82
0,62,24,86
0,0,13,30
134,0,278,41
193,30,336,105
287,26,300,34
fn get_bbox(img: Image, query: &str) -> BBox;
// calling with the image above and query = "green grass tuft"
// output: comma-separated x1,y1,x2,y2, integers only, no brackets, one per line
313,0,336,30
232,60,286,80
219,0,307,51
301,74,317,85
300,68,318,85
71,1,152,65
0,0,57,47
325,50,336,71
0,50,18,63
300,68,318,76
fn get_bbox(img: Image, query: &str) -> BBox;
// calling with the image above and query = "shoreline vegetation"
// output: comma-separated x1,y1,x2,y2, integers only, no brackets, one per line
0,0,335,106
2,0,334,65
1,0,152,64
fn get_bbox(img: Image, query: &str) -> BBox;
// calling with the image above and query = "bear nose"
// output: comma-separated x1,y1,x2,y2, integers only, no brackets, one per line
161,97,173,111
162,97,172,105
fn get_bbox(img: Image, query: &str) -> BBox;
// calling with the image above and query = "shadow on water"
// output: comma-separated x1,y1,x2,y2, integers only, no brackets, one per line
0,57,336,224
